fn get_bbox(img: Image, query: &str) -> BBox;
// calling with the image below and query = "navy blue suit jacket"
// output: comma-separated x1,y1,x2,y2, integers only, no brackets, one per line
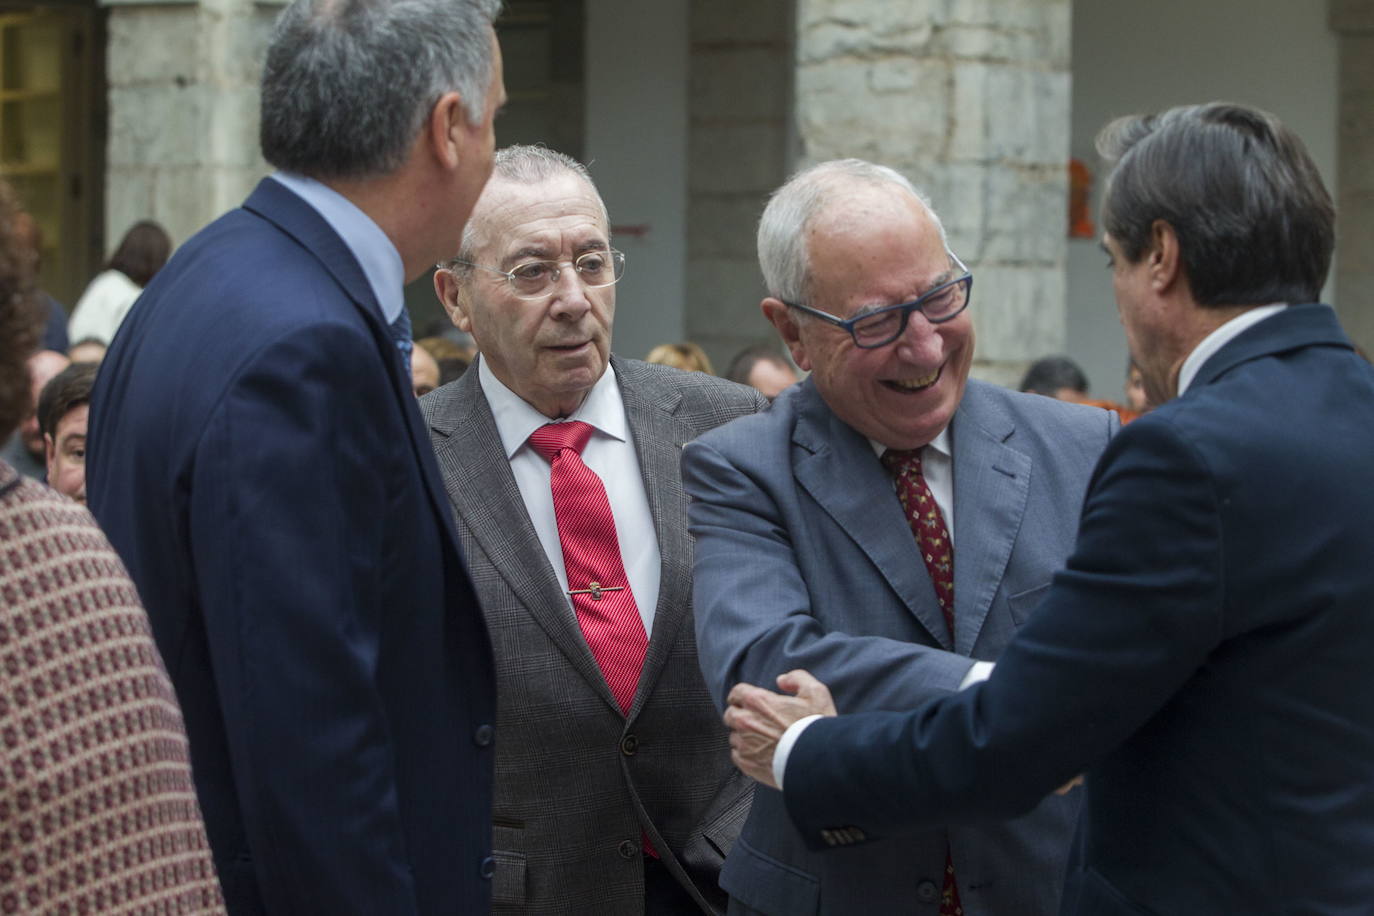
88,178,496,914
785,304,1374,913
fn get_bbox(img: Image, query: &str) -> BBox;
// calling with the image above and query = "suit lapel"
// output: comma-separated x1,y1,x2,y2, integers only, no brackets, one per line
428,368,619,708
791,382,955,649
613,358,691,719
949,382,1030,654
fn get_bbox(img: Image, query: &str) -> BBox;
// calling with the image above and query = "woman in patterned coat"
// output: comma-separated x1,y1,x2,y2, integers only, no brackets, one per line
0,181,224,913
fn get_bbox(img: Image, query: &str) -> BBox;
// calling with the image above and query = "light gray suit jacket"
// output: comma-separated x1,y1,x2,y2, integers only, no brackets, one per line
682,378,1117,916
422,356,766,915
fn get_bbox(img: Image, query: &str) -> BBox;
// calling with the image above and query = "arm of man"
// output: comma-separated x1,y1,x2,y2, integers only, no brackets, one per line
776,418,1224,845
683,436,975,715
189,321,419,914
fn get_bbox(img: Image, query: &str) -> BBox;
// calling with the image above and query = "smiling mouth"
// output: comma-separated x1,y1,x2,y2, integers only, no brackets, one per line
883,367,941,393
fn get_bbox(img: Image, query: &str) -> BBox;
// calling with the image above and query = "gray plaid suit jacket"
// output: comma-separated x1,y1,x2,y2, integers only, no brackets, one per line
421,356,766,915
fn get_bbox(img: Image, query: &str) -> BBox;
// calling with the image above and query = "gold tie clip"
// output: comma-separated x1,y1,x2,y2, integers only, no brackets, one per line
568,582,624,601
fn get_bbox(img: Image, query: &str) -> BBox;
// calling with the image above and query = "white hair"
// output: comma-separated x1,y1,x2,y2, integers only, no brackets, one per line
757,159,948,304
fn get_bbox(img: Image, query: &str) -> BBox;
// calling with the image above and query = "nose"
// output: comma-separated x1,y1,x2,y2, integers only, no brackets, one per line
890,308,944,363
547,263,592,321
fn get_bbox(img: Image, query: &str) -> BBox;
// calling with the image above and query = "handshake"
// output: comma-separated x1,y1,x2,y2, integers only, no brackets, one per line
722,670,1083,797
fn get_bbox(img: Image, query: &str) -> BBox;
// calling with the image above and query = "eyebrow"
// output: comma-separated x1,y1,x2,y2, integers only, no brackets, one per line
500,242,610,271
851,267,958,318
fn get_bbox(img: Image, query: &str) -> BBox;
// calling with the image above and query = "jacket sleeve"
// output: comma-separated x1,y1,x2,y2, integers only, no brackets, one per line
783,416,1223,845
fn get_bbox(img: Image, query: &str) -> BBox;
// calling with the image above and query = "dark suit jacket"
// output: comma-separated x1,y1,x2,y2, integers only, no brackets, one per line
87,178,496,915
786,304,1374,914
683,378,1116,915
420,357,764,915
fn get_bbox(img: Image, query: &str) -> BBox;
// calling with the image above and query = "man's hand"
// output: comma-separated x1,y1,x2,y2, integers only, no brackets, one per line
723,669,837,789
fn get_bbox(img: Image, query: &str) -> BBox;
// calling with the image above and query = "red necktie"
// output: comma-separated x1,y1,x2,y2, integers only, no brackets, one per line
528,421,648,715
882,448,964,916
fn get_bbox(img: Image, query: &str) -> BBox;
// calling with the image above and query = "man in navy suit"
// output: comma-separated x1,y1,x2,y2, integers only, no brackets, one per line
86,1,506,912
725,103,1374,913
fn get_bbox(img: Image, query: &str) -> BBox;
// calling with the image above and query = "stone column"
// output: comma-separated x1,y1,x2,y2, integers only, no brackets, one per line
793,0,1072,387
1331,0,1374,352
685,0,795,371
103,0,275,250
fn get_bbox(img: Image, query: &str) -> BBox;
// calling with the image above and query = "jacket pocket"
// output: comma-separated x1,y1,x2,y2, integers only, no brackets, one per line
491,822,527,909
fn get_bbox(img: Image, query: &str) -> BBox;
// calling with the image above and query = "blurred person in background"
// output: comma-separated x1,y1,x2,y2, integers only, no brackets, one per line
0,347,68,479
13,208,68,353
0,177,224,914
646,341,715,374
725,342,800,401
37,361,98,503
67,219,172,345
68,335,108,364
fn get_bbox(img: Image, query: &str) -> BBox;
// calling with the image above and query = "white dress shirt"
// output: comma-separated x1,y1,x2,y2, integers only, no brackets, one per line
478,358,662,636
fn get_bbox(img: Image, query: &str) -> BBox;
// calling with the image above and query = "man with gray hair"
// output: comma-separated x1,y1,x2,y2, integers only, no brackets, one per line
682,159,1116,914
422,143,764,914
86,1,506,912
724,104,1374,915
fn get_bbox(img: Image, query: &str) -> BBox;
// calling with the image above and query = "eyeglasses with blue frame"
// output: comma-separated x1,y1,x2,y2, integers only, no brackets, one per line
782,252,973,349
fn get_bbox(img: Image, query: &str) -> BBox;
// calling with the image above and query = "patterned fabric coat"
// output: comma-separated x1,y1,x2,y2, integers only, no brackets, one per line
0,461,223,913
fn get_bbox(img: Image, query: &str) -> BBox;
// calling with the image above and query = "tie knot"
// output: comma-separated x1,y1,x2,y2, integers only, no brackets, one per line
881,447,923,478
528,421,595,462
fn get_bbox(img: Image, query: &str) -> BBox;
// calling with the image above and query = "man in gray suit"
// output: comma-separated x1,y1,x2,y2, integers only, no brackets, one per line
421,145,765,915
682,159,1116,915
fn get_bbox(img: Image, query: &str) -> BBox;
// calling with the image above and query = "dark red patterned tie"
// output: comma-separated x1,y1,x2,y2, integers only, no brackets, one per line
528,421,647,715
882,448,963,916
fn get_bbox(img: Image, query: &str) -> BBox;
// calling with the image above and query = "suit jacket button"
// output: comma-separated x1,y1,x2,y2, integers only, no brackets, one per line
618,839,637,859
916,880,938,902
479,856,495,879
620,733,638,756
474,724,494,746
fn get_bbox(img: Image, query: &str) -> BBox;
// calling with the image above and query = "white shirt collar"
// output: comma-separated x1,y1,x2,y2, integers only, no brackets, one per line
478,357,627,459
1176,303,1286,395
868,425,952,460
269,172,406,324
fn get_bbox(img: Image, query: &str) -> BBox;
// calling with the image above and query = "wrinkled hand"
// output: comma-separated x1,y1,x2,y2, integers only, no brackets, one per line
723,670,837,789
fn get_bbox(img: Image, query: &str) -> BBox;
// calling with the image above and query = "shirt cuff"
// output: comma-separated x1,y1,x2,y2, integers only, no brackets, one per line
773,714,824,790
959,660,995,690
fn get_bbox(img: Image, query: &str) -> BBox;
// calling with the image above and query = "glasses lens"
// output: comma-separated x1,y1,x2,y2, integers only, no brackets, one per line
851,309,905,347
509,261,558,297
922,278,969,321
576,250,625,289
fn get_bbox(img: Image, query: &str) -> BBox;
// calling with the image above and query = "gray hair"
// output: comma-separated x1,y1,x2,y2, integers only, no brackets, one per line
261,0,502,181
1097,102,1334,306
757,159,947,304
442,144,608,271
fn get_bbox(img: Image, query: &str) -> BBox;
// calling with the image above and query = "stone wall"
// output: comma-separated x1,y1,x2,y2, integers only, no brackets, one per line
793,0,1072,387
1332,0,1374,352
685,0,795,372
104,0,275,251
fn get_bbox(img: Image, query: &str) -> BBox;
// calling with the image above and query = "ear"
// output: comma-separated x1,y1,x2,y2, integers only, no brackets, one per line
426,91,468,172
44,432,55,470
434,268,474,333
761,297,812,371
1147,220,1183,293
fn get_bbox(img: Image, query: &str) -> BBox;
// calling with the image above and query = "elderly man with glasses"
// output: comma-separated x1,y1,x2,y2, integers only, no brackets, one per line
681,159,1116,916
421,144,766,915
